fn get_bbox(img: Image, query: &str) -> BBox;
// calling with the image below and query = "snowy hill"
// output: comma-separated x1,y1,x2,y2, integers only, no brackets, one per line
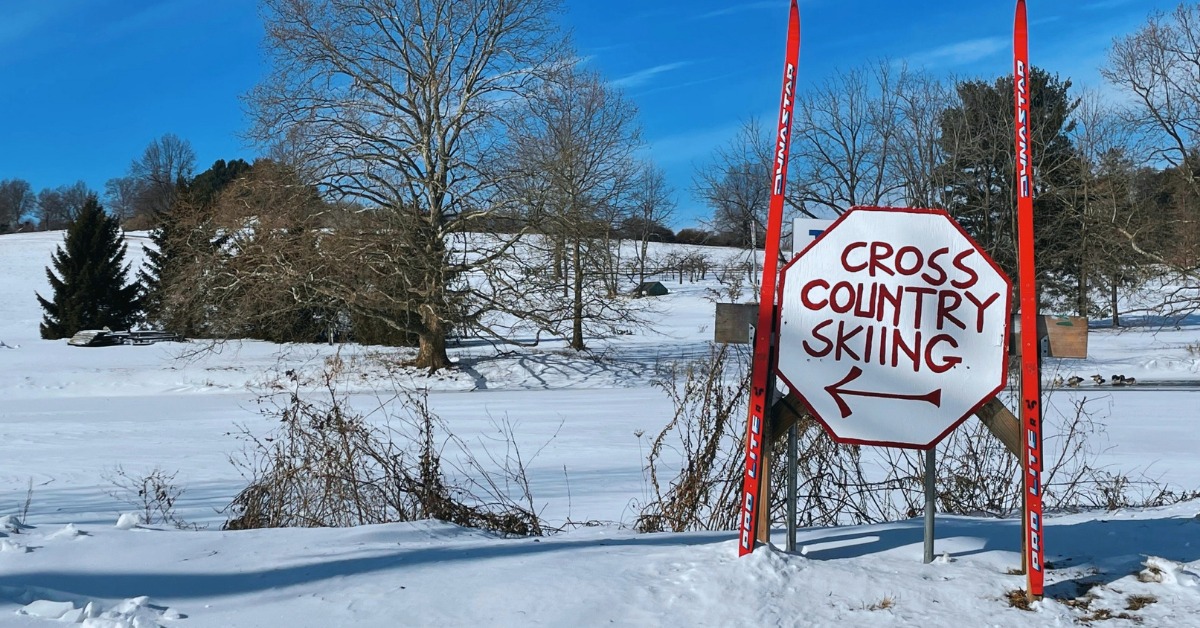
2,229,1200,627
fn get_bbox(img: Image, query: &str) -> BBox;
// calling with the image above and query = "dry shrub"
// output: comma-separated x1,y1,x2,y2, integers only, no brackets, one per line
1126,594,1157,610
1006,588,1033,610
705,262,750,303
105,465,195,529
638,347,1199,533
865,596,896,611
636,343,751,532
787,390,1198,527
223,356,543,536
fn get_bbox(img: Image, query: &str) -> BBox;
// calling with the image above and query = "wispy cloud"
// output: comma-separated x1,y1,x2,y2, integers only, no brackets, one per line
635,72,740,97
0,2,93,67
1031,15,1064,27
1,0,200,62
632,8,678,21
696,2,779,20
906,37,1006,69
0,5,72,47
96,0,196,43
642,121,747,167
611,62,691,89
1082,0,1140,11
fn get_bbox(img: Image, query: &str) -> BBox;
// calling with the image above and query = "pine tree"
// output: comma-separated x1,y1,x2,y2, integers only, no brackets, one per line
938,68,1081,310
187,158,253,208
37,195,142,339
137,206,178,328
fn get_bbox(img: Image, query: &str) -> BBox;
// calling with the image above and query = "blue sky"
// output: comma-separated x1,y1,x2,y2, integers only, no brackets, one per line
0,0,1182,227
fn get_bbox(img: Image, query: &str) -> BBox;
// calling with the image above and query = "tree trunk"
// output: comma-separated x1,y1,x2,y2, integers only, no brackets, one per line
604,232,619,297
638,234,649,291
416,305,451,371
1110,273,1120,328
413,222,451,372
1077,261,1089,318
553,237,565,280
571,237,585,350
555,236,568,297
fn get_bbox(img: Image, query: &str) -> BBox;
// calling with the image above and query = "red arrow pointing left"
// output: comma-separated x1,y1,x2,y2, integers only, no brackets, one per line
824,366,943,418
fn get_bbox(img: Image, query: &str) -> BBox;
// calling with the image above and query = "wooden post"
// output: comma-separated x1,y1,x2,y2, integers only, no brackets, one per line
975,398,1022,458
771,390,808,435
756,411,774,545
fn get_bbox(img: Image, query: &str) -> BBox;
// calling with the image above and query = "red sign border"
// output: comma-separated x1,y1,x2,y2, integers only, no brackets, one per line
776,206,1013,450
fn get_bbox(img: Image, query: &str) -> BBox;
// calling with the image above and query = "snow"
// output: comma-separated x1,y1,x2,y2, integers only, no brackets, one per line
3,229,1200,626
113,515,140,531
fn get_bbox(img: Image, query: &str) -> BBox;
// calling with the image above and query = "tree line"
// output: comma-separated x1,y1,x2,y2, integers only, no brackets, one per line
702,3,1200,325
26,1,1200,359
1,134,195,234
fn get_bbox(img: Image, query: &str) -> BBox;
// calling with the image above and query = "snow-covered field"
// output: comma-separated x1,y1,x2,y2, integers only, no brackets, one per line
2,229,1200,627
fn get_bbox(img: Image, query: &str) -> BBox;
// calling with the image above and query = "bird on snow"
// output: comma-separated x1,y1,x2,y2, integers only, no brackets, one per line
1052,375,1064,387
1066,376,1084,387
1091,374,1106,385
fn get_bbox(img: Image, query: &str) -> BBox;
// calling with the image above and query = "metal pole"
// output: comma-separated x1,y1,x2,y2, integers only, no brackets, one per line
786,423,798,552
923,445,936,564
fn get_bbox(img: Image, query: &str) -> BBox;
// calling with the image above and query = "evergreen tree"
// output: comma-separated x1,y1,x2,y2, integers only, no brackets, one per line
937,68,1080,310
137,202,183,329
187,158,253,208
37,195,142,339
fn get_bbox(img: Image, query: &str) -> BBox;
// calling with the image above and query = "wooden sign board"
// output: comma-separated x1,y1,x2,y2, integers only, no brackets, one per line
714,303,759,344
1039,315,1088,359
1008,315,1088,359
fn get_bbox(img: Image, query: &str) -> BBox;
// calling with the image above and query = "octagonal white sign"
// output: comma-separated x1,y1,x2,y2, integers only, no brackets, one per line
777,207,1012,449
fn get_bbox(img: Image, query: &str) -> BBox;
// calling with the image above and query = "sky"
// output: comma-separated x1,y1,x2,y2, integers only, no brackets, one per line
0,0,1186,227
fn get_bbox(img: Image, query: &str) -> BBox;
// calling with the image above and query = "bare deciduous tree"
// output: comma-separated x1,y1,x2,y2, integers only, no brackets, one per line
1061,90,1147,321
36,181,91,231
504,66,644,350
694,117,773,247
891,68,956,208
1100,2,1200,321
248,0,568,370
127,134,196,224
692,118,780,296
104,176,142,225
0,178,35,232
629,163,675,289
1104,2,1200,196
790,61,907,215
